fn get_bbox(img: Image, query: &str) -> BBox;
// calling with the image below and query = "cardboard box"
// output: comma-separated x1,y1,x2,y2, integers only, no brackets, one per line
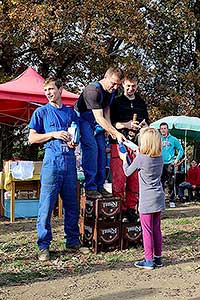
4,199,39,218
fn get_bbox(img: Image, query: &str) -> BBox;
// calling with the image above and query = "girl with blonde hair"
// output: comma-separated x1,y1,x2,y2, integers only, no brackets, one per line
120,127,165,270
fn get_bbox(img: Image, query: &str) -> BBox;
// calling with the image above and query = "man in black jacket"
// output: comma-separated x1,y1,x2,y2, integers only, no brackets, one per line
110,73,149,222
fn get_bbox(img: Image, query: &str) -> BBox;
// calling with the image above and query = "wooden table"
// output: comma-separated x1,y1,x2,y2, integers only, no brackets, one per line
1,161,83,222
9,179,40,222
1,174,82,222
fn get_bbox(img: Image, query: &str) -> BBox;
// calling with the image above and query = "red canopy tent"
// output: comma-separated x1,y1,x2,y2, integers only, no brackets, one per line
0,67,78,126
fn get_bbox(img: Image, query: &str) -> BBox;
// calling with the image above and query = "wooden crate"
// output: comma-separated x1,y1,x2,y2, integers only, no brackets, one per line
79,216,95,247
80,217,121,254
80,195,121,222
92,221,121,254
121,220,143,250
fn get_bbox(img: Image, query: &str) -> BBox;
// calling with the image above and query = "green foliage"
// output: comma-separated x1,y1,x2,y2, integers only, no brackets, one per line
0,125,43,166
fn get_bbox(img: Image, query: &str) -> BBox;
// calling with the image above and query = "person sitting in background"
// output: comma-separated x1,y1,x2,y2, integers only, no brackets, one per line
178,160,200,202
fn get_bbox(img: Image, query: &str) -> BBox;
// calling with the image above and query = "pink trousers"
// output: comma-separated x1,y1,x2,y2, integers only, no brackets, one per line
140,212,162,260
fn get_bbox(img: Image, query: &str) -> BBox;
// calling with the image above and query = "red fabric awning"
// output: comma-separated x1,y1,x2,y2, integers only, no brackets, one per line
0,67,79,125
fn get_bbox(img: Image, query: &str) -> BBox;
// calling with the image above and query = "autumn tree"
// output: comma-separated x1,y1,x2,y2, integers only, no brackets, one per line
0,1,148,83
0,0,199,161
141,0,199,120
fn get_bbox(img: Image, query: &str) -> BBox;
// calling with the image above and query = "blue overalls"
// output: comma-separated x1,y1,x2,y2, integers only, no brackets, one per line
29,103,80,250
79,111,106,191
79,83,115,191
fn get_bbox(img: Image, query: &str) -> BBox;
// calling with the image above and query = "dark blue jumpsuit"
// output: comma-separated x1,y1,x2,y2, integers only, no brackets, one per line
29,103,80,250
78,83,115,191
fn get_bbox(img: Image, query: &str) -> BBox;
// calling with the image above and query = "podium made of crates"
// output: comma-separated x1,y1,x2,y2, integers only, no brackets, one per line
79,193,142,254
121,221,143,250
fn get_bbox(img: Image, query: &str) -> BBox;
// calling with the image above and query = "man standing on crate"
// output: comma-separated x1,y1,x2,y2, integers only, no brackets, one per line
75,66,125,199
110,72,149,222
28,77,80,261
159,122,184,208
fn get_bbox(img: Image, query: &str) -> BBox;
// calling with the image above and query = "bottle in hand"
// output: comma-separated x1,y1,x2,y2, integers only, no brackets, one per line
68,121,80,145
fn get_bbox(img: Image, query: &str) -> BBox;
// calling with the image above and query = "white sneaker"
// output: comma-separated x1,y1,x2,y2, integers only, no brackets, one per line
169,202,176,208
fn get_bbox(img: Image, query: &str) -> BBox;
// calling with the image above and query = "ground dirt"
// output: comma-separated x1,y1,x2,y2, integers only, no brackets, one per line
0,202,200,300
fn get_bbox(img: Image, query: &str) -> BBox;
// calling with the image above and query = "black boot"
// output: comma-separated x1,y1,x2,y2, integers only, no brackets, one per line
85,190,103,199
98,188,113,198
126,208,138,223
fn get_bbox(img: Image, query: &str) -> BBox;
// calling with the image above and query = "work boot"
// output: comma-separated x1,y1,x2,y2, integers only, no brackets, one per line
65,244,81,253
98,188,113,198
126,208,139,223
38,248,50,261
85,190,103,199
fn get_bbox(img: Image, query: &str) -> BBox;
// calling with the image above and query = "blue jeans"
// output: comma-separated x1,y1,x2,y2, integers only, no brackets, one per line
178,181,192,198
37,152,80,250
80,117,106,191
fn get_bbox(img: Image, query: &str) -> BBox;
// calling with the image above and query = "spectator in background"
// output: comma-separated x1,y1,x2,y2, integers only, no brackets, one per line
178,160,200,202
160,122,184,208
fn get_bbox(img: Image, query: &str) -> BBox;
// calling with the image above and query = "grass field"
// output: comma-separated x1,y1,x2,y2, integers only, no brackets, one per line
0,202,199,288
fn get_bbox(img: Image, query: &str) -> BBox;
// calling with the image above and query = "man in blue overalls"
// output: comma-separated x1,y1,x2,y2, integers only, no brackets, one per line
75,67,126,199
28,77,80,261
